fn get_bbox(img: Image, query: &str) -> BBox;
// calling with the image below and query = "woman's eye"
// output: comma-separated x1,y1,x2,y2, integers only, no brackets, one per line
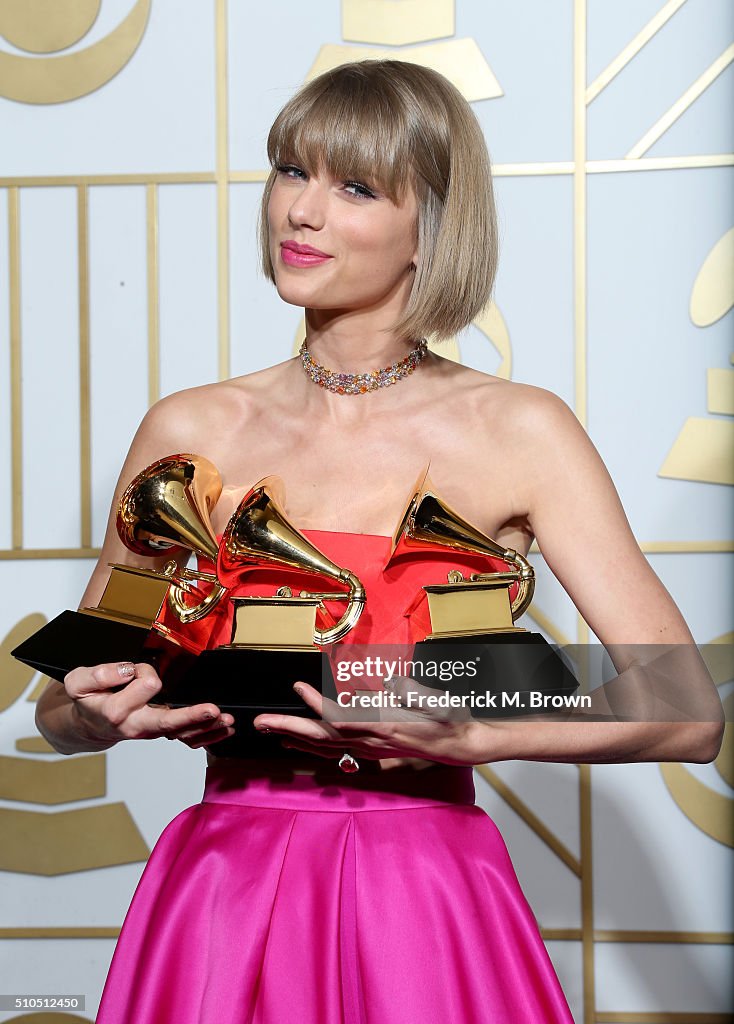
276,164,306,180
344,180,377,199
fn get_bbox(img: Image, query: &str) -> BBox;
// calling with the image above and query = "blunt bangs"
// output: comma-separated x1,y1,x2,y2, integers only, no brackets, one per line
266,72,414,201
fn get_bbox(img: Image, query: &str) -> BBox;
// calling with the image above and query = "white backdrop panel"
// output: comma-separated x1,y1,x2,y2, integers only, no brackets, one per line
19,188,81,550
0,190,11,549
230,181,304,377
595,941,734,1014
0,938,113,1022
228,0,342,171
492,175,574,404
158,183,219,398
89,184,149,545
464,0,573,163
648,552,733,643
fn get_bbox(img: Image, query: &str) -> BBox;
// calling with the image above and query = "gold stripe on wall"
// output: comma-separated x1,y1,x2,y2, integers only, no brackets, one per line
640,541,734,553
146,183,160,407
626,43,734,159
596,1015,734,1024
475,765,582,876
492,162,576,176
588,155,734,173
586,0,689,103
215,0,230,381
543,929,583,941
594,930,734,944
0,927,120,939
77,186,91,549
8,187,22,549
530,540,734,556
229,170,270,183
573,1,595,1016
0,547,99,560
0,173,217,187
580,762,595,1024
573,0,587,431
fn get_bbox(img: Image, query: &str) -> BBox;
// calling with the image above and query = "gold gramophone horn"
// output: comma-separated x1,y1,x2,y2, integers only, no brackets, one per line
116,454,226,624
219,476,365,645
387,466,535,620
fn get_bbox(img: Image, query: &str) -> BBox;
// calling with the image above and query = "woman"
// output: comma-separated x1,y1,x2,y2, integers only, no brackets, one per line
36,61,722,1023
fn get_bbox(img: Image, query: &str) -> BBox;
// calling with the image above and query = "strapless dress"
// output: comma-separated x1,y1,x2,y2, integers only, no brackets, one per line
95,531,574,1023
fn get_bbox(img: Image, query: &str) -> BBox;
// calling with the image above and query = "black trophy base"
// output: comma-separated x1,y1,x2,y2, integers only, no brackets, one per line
164,646,336,758
10,609,196,686
415,632,579,718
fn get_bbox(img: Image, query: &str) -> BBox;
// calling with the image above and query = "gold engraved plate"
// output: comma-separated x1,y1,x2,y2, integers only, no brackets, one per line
86,564,177,627
227,597,322,651
423,581,518,638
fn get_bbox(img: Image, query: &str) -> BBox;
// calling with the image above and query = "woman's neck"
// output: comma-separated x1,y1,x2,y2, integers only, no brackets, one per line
303,310,418,373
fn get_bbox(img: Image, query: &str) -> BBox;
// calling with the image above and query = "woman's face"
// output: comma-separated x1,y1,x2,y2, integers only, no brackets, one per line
267,161,419,318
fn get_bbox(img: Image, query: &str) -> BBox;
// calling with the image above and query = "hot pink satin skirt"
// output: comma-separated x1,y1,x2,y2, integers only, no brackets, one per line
96,761,573,1023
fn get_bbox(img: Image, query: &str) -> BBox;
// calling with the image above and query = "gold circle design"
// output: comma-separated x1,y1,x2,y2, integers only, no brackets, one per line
0,0,101,55
0,0,151,104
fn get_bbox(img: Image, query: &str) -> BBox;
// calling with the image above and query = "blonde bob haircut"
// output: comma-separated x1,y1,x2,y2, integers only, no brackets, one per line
259,60,498,342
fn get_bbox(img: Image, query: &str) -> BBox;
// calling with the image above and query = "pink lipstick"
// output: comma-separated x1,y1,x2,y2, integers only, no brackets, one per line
280,241,333,267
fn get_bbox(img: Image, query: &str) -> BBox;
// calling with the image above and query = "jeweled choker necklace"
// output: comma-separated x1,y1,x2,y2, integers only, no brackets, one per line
299,338,428,395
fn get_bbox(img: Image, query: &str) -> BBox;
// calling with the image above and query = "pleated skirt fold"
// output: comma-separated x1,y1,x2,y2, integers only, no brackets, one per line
96,762,573,1024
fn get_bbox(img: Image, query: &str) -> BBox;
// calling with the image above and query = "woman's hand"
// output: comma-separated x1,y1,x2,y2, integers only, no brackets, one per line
60,661,236,750
252,680,489,767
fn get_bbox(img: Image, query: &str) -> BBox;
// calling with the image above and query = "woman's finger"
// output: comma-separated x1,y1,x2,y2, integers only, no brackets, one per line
181,725,237,749
125,703,233,741
107,662,167,716
63,661,139,699
292,681,323,712
293,681,403,733
253,711,343,744
162,711,235,742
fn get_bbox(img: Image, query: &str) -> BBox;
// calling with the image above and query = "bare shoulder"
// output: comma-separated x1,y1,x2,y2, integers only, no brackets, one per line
132,359,295,457
430,356,583,446
478,375,601,480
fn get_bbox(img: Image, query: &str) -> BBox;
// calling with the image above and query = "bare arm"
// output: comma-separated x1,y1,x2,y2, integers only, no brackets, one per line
35,391,235,754
471,389,723,765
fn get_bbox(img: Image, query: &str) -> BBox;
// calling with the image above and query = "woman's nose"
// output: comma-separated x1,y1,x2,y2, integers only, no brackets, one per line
287,179,327,231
